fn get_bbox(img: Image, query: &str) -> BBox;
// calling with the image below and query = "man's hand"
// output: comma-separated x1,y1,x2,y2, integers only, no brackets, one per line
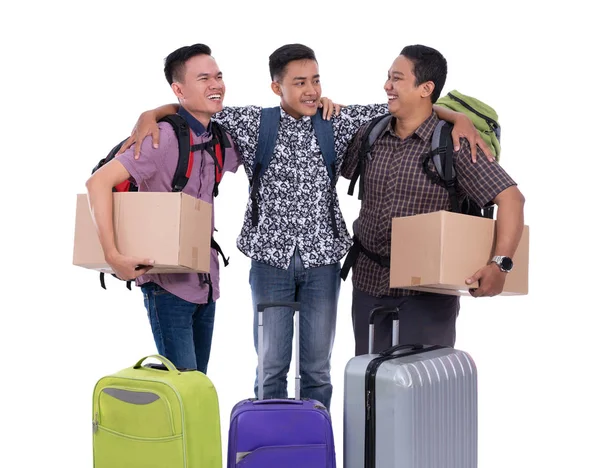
319,97,344,120
117,111,161,160
451,114,495,163
106,252,155,281
465,263,507,297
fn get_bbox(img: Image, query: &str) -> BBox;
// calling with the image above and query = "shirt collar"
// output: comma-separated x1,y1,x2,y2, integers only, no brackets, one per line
385,111,439,142
280,106,312,125
177,106,212,136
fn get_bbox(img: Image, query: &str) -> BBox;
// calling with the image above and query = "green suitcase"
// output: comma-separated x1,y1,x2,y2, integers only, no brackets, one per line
92,355,221,468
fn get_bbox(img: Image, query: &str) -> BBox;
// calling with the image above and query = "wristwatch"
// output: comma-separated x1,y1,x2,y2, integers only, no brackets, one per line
491,256,513,273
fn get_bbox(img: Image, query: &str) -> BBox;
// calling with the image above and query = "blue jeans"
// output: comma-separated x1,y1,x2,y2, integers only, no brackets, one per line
141,282,216,374
249,249,341,410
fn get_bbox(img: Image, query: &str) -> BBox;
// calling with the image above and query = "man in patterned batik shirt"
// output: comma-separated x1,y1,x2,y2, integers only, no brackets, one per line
117,43,486,410
341,45,526,356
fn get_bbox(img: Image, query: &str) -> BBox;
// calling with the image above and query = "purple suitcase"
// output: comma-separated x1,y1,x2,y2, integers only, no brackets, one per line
227,302,337,467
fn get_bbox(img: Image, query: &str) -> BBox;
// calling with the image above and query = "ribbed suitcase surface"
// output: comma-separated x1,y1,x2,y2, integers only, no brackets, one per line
343,306,477,468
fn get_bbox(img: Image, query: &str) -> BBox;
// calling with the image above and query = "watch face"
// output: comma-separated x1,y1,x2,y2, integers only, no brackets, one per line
500,257,513,271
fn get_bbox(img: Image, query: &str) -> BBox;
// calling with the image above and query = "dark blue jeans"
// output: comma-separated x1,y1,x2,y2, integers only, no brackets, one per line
249,249,341,410
141,282,216,374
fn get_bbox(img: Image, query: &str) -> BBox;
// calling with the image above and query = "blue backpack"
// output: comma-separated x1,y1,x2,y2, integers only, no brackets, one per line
250,106,340,237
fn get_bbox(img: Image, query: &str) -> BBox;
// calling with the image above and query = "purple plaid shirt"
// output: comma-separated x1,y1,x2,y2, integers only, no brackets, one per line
117,109,242,304
341,112,517,297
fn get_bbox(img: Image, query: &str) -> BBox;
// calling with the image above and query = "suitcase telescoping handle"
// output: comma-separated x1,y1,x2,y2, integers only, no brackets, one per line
257,302,301,401
380,344,425,356
133,355,178,372
368,306,400,354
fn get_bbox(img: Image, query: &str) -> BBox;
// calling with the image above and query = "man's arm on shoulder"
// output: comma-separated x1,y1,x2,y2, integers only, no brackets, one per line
213,106,262,165
334,102,493,162
222,133,244,175
336,103,388,134
433,105,495,162
117,102,262,160
116,103,180,158
85,160,155,280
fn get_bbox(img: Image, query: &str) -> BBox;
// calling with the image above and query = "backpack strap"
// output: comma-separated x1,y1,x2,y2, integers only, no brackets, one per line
311,112,339,238
99,272,132,291
311,112,336,180
159,114,193,193
348,114,393,200
340,233,391,281
203,121,231,197
251,107,281,226
197,234,232,304
254,107,281,181
427,120,460,214
170,116,230,197
210,236,230,267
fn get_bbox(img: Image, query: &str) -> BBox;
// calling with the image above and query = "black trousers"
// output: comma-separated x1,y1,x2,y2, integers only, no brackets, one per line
351,287,460,356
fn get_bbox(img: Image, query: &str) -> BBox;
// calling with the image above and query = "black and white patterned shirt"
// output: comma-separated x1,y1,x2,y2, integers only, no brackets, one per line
214,104,388,270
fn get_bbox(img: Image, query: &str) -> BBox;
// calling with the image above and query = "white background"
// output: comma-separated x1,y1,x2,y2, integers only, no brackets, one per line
1,0,598,466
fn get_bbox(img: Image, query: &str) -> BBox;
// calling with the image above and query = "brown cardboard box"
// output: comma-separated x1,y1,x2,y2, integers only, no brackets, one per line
73,192,212,274
390,210,529,296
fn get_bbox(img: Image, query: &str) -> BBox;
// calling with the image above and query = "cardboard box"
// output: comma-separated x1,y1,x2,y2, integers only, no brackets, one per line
390,210,529,296
73,192,212,274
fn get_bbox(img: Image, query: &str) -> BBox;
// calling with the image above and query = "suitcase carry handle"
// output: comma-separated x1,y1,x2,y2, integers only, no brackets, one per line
143,363,195,372
133,355,178,372
252,399,304,406
368,306,400,354
380,344,425,357
256,302,301,401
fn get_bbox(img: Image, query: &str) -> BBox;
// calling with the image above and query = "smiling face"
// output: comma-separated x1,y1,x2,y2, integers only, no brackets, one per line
383,55,431,118
271,59,321,119
171,54,225,124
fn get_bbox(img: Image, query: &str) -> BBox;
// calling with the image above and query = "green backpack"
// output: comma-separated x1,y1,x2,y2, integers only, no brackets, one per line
436,90,501,161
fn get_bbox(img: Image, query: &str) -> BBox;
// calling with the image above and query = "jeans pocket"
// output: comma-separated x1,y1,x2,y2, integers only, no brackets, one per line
151,289,170,296
142,283,170,296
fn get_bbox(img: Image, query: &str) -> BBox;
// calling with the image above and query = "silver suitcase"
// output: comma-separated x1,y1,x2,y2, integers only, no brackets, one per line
343,306,477,468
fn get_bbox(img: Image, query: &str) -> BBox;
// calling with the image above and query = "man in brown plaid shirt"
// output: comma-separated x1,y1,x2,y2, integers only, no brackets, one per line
341,45,526,356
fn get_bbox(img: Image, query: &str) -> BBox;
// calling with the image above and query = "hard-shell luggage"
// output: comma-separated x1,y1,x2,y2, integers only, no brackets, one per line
227,301,337,467
343,306,477,468
92,355,222,468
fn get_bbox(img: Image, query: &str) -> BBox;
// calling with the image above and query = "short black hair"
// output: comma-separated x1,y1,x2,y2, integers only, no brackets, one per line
269,43,317,81
164,43,212,85
399,45,447,103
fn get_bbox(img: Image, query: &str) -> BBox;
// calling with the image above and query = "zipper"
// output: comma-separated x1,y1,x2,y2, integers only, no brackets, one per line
364,346,444,468
448,92,499,130
94,423,182,442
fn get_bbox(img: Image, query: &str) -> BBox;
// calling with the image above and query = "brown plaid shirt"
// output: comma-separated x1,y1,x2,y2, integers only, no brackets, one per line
341,112,517,298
